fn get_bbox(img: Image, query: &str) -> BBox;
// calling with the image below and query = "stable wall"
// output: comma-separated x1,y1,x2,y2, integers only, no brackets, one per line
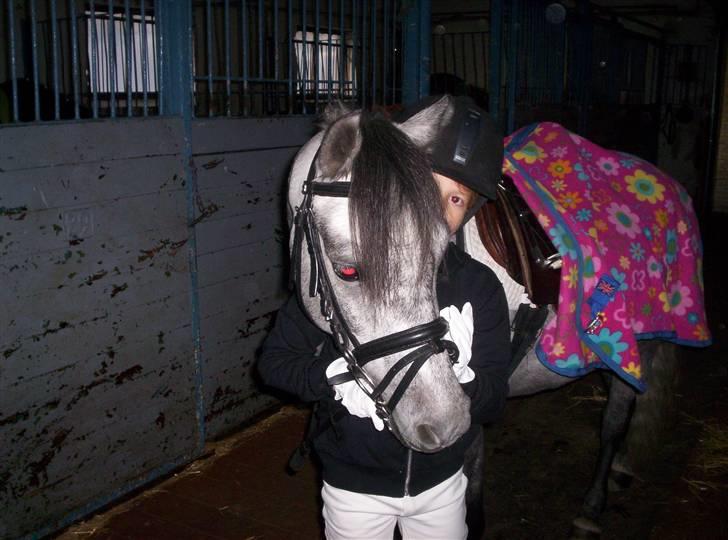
0,115,314,538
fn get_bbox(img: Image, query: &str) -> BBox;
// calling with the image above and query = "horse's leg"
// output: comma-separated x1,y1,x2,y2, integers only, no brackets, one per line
570,374,636,540
463,426,485,540
609,341,680,492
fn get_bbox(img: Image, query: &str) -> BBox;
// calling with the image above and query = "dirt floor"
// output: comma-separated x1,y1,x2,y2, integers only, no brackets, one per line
56,216,728,539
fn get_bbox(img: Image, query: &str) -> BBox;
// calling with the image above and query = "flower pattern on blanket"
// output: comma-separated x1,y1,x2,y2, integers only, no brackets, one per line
503,123,711,390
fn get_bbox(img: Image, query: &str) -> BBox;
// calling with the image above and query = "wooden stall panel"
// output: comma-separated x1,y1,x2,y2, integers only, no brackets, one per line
191,117,314,438
0,119,199,539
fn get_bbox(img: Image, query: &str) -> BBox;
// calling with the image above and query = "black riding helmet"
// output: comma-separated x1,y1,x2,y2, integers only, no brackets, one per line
397,94,503,226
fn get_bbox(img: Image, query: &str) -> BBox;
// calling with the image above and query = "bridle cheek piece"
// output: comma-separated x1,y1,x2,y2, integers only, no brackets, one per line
291,157,459,439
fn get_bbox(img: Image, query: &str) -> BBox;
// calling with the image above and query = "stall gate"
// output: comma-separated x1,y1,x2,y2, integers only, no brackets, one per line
432,0,716,168
0,1,406,538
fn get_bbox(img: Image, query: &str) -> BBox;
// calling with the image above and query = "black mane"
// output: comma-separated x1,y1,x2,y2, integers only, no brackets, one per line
349,114,444,304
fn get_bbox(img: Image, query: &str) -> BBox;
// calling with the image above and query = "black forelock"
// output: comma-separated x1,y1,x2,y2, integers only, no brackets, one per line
348,114,445,305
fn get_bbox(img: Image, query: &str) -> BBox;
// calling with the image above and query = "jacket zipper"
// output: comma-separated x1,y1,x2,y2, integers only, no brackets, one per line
403,449,413,496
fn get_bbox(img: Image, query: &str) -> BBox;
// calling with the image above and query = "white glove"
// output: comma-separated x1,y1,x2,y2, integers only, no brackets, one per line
440,302,475,384
325,357,384,431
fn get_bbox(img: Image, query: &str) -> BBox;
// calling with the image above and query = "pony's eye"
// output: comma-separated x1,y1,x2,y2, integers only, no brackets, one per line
333,263,360,282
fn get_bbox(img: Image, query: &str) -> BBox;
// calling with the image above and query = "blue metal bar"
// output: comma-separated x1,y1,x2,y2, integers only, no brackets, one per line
206,0,213,116
327,0,332,100
401,0,430,105
506,0,519,134
418,0,430,100
91,1,99,117
274,0,280,90
225,0,232,116
109,0,117,118
30,0,40,121
69,0,80,119
383,0,389,104
156,7,193,119
154,0,203,447
156,0,164,114
188,0,194,117
242,0,250,115
287,0,293,112
361,0,366,107
302,0,308,104
352,0,357,100
7,0,19,122
460,33,466,83
141,0,149,116
339,0,345,100
371,0,376,106
449,34,456,78
391,0,396,103
125,0,133,116
489,0,502,124
314,0,320,111
258,0,264,80
481,30,487,91
130,6,139,97
50,0,60,120
470,34,478,91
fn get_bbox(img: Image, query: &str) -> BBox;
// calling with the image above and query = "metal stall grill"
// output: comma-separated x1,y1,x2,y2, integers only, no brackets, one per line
190,0,404,117
0,0,404,124
431,30,489,106
0,0,161,122
496,0,664,156
661,43,715,109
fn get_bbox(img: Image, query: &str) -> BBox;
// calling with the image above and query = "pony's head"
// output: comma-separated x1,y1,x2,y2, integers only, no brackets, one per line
289,97,470,452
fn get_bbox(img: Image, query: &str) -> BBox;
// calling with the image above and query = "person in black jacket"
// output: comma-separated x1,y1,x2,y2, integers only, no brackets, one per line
258,96,510,540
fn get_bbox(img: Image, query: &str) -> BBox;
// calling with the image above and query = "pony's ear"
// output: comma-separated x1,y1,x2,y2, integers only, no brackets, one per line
317,111,362,179
319,101,351,129
397,95,454,150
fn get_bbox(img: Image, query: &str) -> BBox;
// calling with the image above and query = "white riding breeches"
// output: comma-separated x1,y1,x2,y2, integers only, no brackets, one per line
321,468,468,540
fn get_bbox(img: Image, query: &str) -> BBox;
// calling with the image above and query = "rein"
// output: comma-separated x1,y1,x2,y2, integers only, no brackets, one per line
291,153,458,438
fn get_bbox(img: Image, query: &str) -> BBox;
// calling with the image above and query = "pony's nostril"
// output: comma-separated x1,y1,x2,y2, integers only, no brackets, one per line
416,424,441,447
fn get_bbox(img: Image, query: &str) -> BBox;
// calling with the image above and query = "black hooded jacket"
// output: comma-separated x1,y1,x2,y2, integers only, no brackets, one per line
257,243,511,497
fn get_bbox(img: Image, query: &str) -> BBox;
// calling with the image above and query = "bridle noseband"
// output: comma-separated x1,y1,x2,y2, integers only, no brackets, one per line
291,155,458,439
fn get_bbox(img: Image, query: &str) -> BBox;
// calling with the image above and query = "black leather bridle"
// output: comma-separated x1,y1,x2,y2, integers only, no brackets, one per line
291,155,458,438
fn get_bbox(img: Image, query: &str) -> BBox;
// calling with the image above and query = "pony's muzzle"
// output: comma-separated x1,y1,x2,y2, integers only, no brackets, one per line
417,424,443,450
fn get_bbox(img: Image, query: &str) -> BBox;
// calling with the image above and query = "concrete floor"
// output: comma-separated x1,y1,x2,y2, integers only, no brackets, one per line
56,407,323,540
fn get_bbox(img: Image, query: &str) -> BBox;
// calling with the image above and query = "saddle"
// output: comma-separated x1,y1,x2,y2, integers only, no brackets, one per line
474,176,561,306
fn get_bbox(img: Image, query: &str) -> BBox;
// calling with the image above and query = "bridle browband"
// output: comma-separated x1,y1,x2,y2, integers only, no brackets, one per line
291,151,458,439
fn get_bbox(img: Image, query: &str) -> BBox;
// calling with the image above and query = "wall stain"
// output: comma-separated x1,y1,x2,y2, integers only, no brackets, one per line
0,206,28,220
83,269,108,286
31,321,73,342
25,428,72,488
0,410,29,427
114,365,143,385
202,157,224,170
110,283,128,298
138,238,188,263
190,195,221,227
157,331,165,354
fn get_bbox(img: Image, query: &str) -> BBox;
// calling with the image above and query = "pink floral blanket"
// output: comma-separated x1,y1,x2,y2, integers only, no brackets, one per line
504,123,711,391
